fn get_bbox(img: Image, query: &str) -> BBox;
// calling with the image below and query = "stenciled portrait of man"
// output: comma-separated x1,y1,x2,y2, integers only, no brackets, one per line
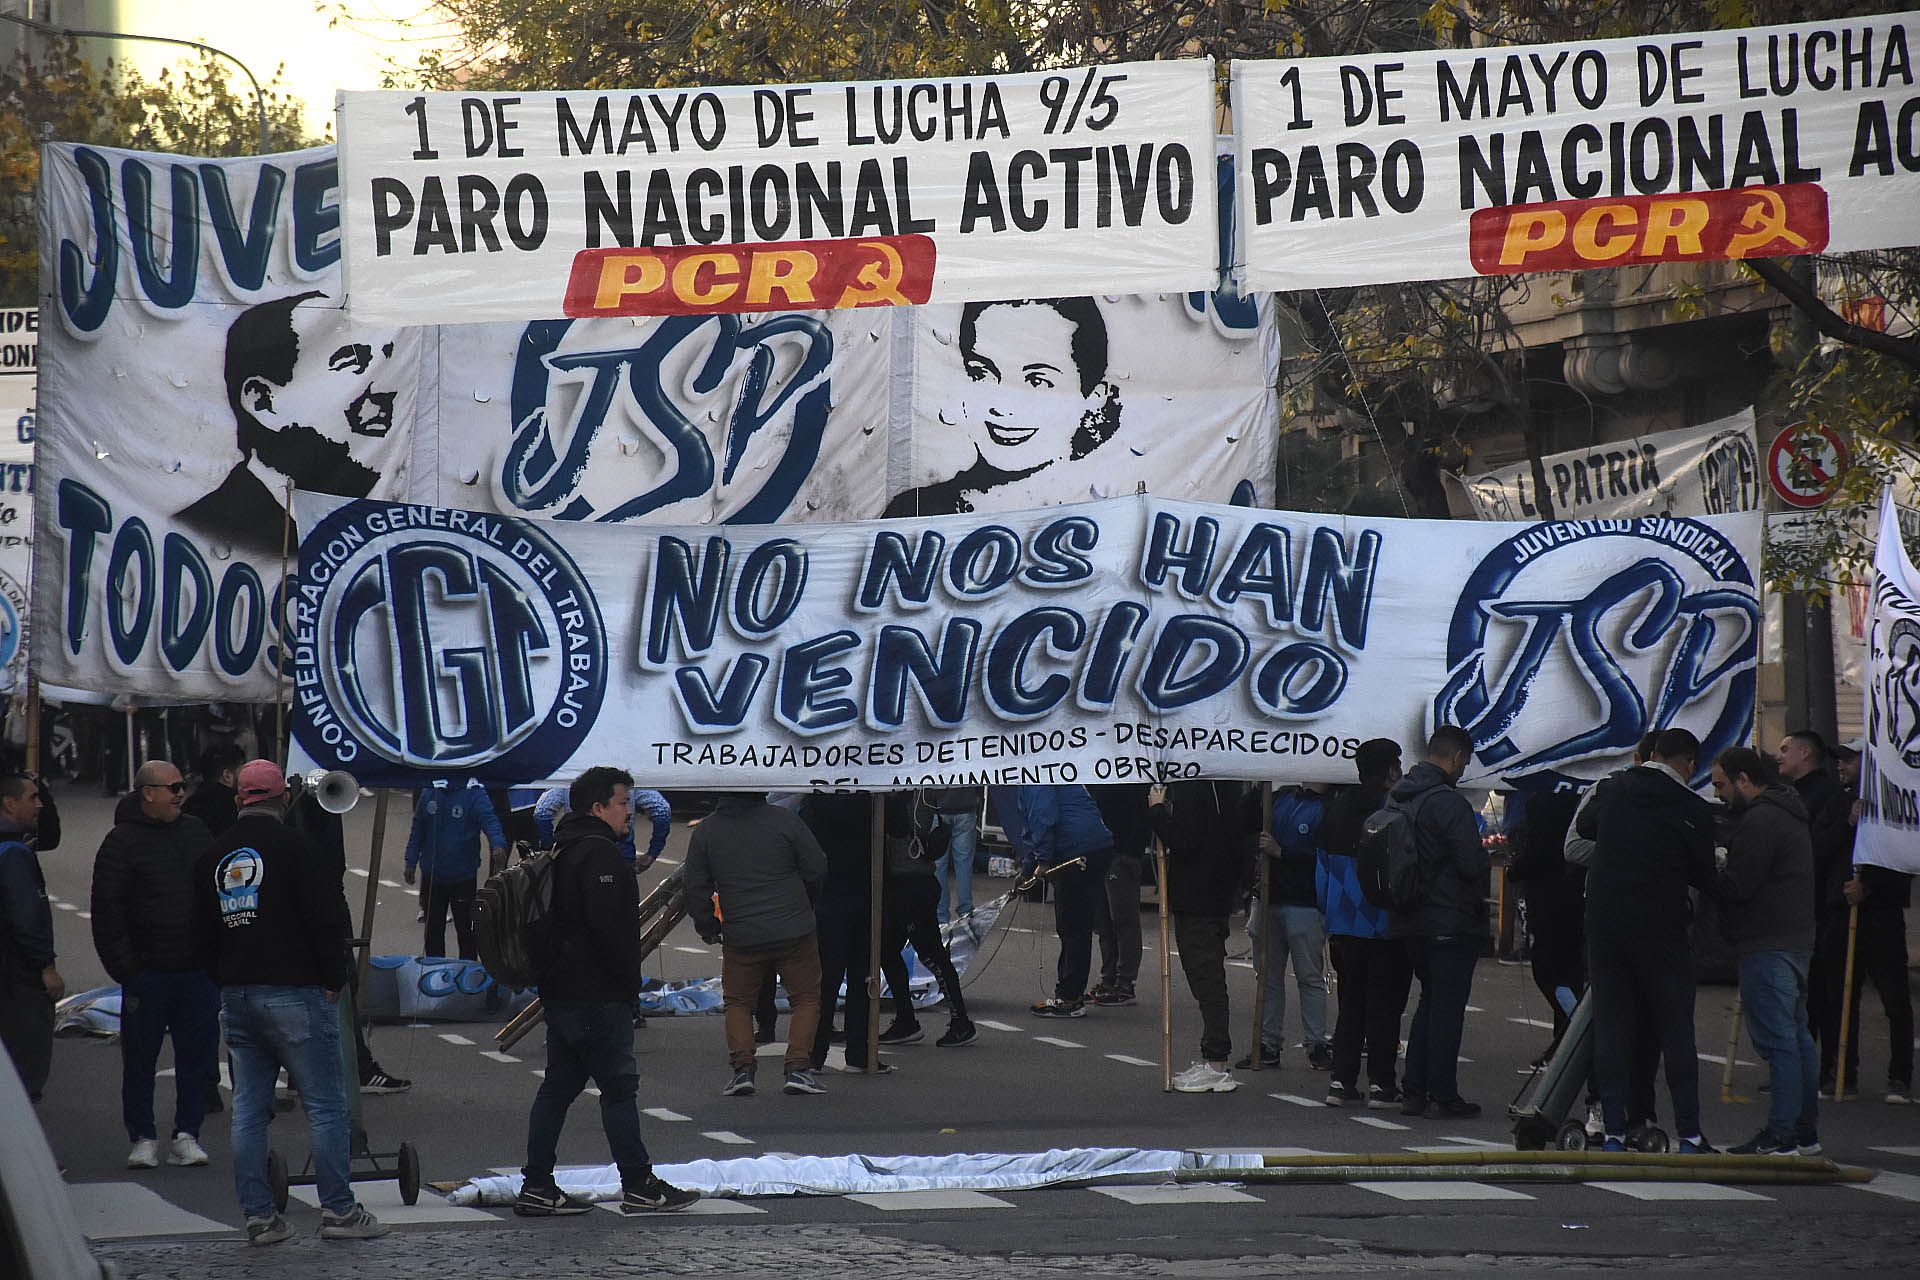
176,290,401,556
885,296,1123,517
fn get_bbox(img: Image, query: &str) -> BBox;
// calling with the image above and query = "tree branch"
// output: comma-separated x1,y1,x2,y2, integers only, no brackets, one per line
1746,256,1920,373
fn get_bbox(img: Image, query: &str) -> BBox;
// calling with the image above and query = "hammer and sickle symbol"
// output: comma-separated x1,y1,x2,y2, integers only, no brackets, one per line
836,240,911,308
1727,189,1811,258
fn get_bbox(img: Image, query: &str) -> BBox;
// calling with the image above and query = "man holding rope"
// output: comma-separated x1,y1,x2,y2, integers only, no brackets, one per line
1007,784,1114,1019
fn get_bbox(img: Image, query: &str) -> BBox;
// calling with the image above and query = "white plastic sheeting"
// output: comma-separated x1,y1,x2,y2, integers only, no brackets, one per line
447,1147,1263,1205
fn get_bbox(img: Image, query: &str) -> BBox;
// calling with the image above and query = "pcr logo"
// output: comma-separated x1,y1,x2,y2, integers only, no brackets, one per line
291,500,607,783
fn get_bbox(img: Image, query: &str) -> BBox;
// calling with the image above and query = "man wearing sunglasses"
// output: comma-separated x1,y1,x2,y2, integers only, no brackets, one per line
91,761,219,1170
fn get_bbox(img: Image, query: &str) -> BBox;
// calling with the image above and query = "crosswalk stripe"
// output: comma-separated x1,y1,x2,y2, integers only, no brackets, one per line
1851,1170,1920,1202
847,1190,1012,1210
974,1019,1021,1032
1355,1181,1532,1201
1350,1115,1410,1131
439,1033,475,1045
1272,1093,1326,1108
1508,1016,1553,1029
1591,1181,1770,1201
1106,1054,1157,1067
644,1108,692,1121
1094,1185,1261,1205
480,1050,520,1064
701,1130,754,1145
1033,1035,1084,1049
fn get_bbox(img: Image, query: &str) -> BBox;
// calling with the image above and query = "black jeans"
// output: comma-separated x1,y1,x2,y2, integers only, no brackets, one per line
1050,848,1112,1002
423,874,477,960
523,999,652,1190
1817,906,1915,1089
1329,935,1413,1092
1095,852,1144,988
0,975,53,1101
1173,913,1232,1063
880,877,969,1025
811,887,875,1069
1590,934,1702,1139
1525,898,1586,1046
1402,935,1479,1104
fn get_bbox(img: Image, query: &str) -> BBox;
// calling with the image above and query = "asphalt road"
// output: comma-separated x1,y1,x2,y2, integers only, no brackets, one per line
27,785,1920,1276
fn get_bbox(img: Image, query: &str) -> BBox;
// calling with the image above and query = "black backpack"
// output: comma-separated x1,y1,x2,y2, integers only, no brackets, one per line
472,842,561,990
1355,791,1434,912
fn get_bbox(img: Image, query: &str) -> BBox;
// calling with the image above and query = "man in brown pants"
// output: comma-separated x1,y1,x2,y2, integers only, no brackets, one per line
685,795,829,1097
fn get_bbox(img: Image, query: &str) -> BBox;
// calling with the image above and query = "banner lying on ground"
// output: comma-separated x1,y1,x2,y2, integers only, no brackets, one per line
1856,489,1920,874
1232,12,1920,291
337,61,1219,327
1447,411,1759,521
34,143,1275,701
288,490,1761,792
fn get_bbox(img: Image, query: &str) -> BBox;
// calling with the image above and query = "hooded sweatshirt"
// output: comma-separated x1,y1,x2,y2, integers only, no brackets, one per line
684,795,827,949
1575,762,1716,946
195,805,352,990
1387,761,1489,939
1712,784,1817,956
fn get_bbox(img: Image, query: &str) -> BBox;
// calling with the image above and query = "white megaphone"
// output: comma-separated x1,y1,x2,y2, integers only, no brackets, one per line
303,770,361,815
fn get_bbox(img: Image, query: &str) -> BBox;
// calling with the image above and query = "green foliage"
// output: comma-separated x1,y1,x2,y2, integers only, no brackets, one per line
0,36,313,307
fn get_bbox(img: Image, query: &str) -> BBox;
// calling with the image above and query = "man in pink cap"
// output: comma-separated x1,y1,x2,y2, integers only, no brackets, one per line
194,760,387,1245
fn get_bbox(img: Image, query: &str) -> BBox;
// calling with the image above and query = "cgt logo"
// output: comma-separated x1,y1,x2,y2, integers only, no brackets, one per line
1469,184,1829,275
563,235,936,317
1435,516,1759,789
291,500,607,781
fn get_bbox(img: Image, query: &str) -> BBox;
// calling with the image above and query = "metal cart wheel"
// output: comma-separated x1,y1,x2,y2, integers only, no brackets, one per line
1554,1120,1590,1151
1630,1126,1671,1154
397,1142,421,1206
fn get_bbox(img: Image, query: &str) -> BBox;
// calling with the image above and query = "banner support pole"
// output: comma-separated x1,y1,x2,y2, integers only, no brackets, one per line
1832,903,1860,1102
1249,782,1272,1069
274,483,294,761
1157,834,1172,1092
355,789,391,998
867,791,885,1073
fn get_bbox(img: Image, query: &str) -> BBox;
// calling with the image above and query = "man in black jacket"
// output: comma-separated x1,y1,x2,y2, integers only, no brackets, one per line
802,792,887,1074
517,766,697,1218
0,774,60,1102
195,760,387,1245
684,793,829,1096
1829,739,1915,1100
91,760,219,1170
1149,779,1257,1093
1391,726,1490,1120
183,744,245,837
1576,727,1717,1153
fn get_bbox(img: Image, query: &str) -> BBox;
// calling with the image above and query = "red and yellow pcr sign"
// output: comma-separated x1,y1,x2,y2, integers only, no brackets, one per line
563,235,937,317
1468,184,1829,276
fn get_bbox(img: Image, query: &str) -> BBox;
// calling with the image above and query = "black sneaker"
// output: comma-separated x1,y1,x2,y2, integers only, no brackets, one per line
1233,1043,1281,1070
360,1070,412,1095
1727,1129,1796,1156
1432,1097,1482,1119
937,1020,979,1048
723,1067,756,1097
877,1020,925,1045
1306,1044,1335,1072
1031,997,1086,1018
1324,1080,1360,1106
515,1182,593,1216
1399,1089,1429,1118
1366,1083,1403,1110
1090,984,1137,1007
621,1174,700,1213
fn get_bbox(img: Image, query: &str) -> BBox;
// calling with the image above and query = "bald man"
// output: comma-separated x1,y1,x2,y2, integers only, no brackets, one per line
92,760,220,1169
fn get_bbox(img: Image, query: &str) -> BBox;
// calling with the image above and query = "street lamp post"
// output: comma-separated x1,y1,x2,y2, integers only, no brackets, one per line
1,12,272,153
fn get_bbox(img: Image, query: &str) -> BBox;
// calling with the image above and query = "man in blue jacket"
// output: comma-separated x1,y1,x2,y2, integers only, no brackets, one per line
0,774,61,1103
1005,784,1114,1018
403,778,506,960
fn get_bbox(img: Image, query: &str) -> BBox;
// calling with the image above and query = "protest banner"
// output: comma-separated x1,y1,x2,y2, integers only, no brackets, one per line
335,62,1220,327
1447,410,1760,521
287,490,1761,793
0,309,33,693
1231,12,1920,291
1856,488,1920,874
34,141,1273,701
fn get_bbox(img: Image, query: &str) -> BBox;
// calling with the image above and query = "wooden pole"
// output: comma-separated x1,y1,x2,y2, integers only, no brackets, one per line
273,483,294,760
354,791,390,997
1720,990,1745,1103
866,791,885,1072
1248,782,1273,1069
1157,834,1172,1092
1832,904,1860,1102
22,672,38,776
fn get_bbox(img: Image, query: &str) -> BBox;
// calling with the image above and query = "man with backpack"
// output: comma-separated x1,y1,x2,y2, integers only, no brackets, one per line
1385,725,1489,1120
1574,727,1717,1155
1243,785,1333,1070
1317,740,1413,1108
515,767,698,1217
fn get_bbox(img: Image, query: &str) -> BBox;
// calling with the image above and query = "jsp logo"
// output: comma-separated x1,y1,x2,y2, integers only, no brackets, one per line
1436,516,1758,789
501,315,835,526
291,500,607,781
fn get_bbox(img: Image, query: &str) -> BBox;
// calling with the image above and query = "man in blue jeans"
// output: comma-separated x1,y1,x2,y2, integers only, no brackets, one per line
91,760,220,1170
928,788,983,934
517,767,698,1216
1710,747,1820,1155
1388,727,1490,1120
195,761,386,1245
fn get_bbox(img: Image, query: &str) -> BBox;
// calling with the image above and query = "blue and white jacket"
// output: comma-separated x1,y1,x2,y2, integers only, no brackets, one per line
404,780,507,881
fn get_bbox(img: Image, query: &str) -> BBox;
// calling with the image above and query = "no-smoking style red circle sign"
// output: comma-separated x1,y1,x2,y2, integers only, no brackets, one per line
1767,424,1849,509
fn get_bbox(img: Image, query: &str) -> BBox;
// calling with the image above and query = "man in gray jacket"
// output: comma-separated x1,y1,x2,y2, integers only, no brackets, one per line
1710,747,1819,1156
1390,726,1490,1120
685,794,829,1098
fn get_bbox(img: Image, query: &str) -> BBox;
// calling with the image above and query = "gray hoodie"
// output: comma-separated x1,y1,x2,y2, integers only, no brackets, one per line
1712,784,1816,957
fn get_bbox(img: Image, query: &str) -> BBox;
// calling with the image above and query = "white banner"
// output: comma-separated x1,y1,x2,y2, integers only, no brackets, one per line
1447,411,1760,521
288,491,1762,792
337,62,1219,327
1857,489,1920,872
0,309,32,693
35,143,1275,700
1232,13,1920,291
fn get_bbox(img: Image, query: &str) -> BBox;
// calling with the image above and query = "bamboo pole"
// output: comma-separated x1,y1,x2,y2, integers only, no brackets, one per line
273,482,294,760
866,791,885,1072
1720,989,1746,1103
1157,834,1172,1092
1248,782,1272,1070
1832,903,1861,1102
353,791,390,997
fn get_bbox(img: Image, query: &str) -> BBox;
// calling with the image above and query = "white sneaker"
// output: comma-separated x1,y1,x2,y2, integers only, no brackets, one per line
1584,1103,1605,1139
167,1132,209,1167
127,1138,161,1169
1172,1061,1239,1093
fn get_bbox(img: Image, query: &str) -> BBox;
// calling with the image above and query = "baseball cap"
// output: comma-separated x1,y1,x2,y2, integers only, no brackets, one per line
235,759,287,803
1837,736,1866,757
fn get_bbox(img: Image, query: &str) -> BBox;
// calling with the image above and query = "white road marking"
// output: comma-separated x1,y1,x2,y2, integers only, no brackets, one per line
1465,1005,1485,1013
78,911,91,919
1034,1036,1084,1049
974,1019,1021,1032
293,1181,495,1222
55,901,77,911
1227,960,1255,970
1350,1116,1411,1131
644,1107,692,1122
480,1050,521,1064
1106,1054,1157,1067
349,868,370,878
673,946,708,954
847,1190,1012,1211
1354,1182,1533,1201
379,879,402,888
1591,1182,1770,1201
439,1033,475,1046
595,1198,765,1216
65,1183,232,1239
701,1130,754,1145
1094,1185,1260,1205
1508,1016,1553,1029
1852,1170,1920,1202
1695,1053,1757,1066
1870,1146,1920,1158
1272,1093,1326,1108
